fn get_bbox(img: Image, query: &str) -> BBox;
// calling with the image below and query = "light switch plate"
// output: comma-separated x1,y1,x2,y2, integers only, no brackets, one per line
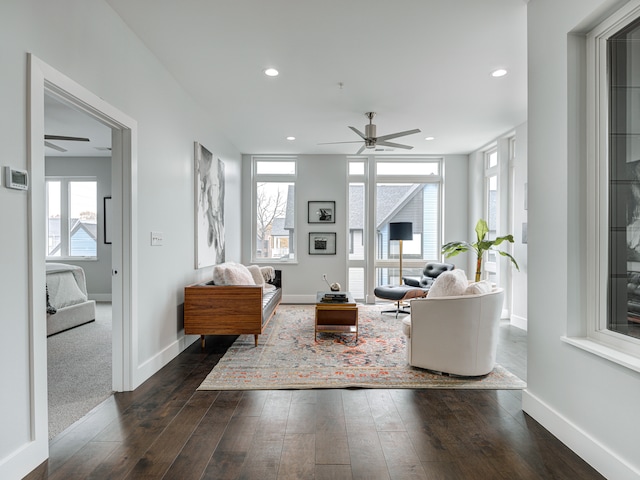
151,231,163,246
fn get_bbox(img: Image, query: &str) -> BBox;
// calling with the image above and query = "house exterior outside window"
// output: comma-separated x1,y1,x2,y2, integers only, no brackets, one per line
252,158,296,262
46,178,97,259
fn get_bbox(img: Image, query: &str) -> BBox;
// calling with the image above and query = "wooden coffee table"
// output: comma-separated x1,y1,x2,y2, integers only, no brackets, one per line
315,291,358,342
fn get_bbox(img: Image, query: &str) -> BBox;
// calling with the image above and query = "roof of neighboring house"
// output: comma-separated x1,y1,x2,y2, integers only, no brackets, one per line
284,184,295,230
47,218,97,255
270,217,288,236
348,184,424,231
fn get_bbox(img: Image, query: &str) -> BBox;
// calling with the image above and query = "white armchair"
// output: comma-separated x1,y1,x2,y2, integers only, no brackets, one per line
402,288,505,376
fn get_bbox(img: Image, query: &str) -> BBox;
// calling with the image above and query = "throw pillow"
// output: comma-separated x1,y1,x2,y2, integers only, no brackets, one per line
428,269,468,298
213,262,255,286
464,279,493,295
247,265,265,286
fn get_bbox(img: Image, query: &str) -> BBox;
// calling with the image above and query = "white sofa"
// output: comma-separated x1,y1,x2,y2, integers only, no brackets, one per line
402,287,505,376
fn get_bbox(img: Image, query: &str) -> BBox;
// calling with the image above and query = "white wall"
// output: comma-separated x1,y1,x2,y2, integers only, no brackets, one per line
45,156,113,298
241,154,469,302
526,1,640,479
0,1,241,477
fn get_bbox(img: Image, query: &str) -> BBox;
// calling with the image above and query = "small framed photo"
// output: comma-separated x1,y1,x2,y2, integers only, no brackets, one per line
308,201,335,223
309,232,336,255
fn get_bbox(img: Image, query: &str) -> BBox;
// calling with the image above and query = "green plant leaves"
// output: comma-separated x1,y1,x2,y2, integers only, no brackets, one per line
442,219,520,274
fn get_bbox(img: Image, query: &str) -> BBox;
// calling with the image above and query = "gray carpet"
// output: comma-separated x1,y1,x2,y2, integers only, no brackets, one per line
47,301,113,439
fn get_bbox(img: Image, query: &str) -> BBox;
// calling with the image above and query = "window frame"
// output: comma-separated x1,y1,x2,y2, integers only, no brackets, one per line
373,157,443,280
582,1,640,360
484,147,499,282
251,156,297,263
45,176,98,261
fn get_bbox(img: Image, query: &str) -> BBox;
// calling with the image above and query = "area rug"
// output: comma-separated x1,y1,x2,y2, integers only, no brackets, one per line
198,304,527,391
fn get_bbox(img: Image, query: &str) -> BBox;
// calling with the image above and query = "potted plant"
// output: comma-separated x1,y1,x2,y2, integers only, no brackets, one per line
441,219,519,282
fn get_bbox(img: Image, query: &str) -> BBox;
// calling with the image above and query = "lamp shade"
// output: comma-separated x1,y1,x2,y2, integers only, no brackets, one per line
389,222,413,241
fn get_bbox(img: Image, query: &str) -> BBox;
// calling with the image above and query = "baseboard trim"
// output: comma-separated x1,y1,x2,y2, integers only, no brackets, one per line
88,294,112,302
522,390,640,480
511,314,527,330
0,439,47,480
133,334,198,389
282,294,315,304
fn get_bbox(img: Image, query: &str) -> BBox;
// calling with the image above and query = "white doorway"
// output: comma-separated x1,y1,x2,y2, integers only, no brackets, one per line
28,54,137,448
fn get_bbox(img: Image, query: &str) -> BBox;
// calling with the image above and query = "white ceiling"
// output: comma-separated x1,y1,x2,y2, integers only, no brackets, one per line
44,94,112,157
47,0,528,157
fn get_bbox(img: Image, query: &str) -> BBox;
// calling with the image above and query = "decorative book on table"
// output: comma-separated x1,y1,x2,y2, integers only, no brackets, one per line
321,292,348,303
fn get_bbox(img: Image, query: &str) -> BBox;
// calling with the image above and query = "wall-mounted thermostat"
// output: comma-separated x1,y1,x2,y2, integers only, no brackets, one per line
4,166,29,190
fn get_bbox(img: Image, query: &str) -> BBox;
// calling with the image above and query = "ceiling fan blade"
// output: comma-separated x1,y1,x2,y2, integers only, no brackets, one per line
376,128,421,142
45,135,90,142
356,145,366,155
44,141,67,152
317,141,364,145
376,140,414,150
349,126,367,140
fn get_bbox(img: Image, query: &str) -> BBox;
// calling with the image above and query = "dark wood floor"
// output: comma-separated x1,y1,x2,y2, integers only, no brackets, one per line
26,318,605,480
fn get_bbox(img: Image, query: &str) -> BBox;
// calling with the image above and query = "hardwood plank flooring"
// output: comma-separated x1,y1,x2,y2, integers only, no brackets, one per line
24,321,606,480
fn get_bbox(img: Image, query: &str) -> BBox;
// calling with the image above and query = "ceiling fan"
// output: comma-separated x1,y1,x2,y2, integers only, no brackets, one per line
320,112,421,154
44,134,90,153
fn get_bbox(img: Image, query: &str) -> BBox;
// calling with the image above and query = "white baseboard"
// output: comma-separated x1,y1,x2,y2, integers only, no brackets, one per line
522,390,640,480
282,294,315,304
133,334,198,389
511,314,527,330
88,293,112,302
0,439,48,480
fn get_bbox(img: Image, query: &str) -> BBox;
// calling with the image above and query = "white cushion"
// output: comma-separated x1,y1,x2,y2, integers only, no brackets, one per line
428,269,468,298
247,265,265,286
464,280,493,295
402,316,412,337
213,262,255,286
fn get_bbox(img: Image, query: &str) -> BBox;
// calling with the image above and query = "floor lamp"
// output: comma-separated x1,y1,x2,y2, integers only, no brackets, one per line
387,222,413,315
390,222,413,285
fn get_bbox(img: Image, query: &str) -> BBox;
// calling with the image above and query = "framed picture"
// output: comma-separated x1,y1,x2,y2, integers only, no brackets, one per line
309,232,336,255
103,196,112,244
308,201,335,223
194,141,226,268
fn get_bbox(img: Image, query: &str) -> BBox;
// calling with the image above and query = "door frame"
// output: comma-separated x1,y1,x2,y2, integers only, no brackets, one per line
27,54,137,448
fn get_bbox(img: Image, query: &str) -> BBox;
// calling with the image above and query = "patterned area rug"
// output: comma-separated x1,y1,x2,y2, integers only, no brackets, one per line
198,304,527,390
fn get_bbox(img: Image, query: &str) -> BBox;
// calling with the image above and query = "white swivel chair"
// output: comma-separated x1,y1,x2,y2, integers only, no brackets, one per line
402,288,505,376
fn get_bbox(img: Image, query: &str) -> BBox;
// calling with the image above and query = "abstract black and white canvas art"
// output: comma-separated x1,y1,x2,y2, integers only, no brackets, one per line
195,142,225,268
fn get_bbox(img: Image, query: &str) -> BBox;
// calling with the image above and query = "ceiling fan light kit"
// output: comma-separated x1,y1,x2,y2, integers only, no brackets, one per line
321,112,421,154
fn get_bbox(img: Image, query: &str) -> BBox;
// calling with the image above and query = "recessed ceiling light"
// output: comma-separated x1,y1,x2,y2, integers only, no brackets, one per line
286,136,295,141
264,68,279,77
491,68,508,78
425,136,435,141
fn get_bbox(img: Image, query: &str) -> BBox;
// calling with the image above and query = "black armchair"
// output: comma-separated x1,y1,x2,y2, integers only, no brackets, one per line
402,262,455,290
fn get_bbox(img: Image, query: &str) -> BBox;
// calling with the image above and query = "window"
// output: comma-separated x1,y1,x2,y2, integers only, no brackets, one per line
46,177,97,259
584,3,640,359
608,15,640,340
252,158,296,262
485,148,499,284
374,159,442,288
348,159,367,299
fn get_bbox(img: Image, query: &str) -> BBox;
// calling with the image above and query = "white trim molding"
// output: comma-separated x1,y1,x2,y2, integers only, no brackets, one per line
523,389,640,480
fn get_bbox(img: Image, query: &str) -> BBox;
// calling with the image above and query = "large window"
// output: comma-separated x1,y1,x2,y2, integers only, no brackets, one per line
608,15,640,340
485,149,499,284
584,3,640,359
252,158,296,262
46,177,97,259
348,160,367,299
374,160,442,288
